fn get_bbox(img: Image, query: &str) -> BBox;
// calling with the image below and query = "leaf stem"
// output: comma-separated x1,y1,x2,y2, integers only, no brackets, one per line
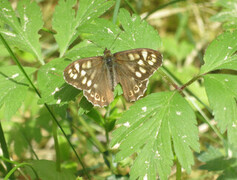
176,159,182,180
0,33,91,179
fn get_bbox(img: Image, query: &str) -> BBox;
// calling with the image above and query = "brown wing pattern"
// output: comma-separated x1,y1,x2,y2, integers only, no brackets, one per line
63,57,114,107
114,48,162,102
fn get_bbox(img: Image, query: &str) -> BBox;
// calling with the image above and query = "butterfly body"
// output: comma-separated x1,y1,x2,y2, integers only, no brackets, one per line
64,48,162,107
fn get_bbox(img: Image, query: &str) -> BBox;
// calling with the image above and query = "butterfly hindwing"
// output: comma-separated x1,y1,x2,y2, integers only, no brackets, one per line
64,56,114,107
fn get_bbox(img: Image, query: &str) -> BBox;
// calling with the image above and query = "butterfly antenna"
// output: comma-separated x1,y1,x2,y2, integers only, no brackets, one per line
108,31,122,50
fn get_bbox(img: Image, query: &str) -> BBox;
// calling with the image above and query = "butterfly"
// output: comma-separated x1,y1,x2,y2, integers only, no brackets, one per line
63,48,162,107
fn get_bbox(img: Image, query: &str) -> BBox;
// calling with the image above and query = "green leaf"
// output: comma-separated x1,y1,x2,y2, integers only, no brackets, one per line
0,66,35,120
52,0,114,57
78,8,161,53
37,58,80,105
25,160,76,180
200,30,237,74
0,0,44,64
210,0,237,30
198,145,237,179
204,74,237,144
110,92,199,180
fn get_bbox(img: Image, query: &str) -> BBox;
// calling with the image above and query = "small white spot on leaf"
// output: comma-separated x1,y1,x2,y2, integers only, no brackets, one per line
107,28,113,34
112,143,120,149
224,56,228,60
51,68,56,71
143,174,148,180
228,46,233,49
11,73,19,79
56,99,61,104
224,79,229,82
51,87,60,95
232,123,236,128
123,122,130,128
176,111,182,116
224,107,227,110
142,106,147,112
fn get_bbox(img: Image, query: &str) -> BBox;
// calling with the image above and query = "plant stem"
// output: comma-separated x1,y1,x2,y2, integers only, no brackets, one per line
176,159,181,180
0,33,90,179
52,121,61,172
0,122,13,178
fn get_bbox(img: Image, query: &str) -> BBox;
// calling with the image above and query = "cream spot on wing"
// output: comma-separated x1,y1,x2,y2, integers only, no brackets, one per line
69,73,74,78
134,53,140,59
138,60,144,65
73,74,78,79
90,71,96,79
151,54,156,58
151,57,157,63
95,93,100,100
87,80,92,87
87,61,92,68
101,96,106,102
81,70,86,76
74,63,80,72
148,60,154,65
135,71,142,78
68,69,72,74
139,67,146,73
134,85,139,93
90,91,94,97
128,53,135,60
141,51,148,60
82,63,87,69
93,84,98,88
128,90,133,97
82,77,87,84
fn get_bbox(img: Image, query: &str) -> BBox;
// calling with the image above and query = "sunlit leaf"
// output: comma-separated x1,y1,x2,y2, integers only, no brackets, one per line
110,92,199,180
0,0,44,64
200,30,237,74
204,74,237,144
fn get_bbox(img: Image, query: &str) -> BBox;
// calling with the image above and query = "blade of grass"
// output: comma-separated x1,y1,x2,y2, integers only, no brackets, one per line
143,0,187,20
113,0,121,24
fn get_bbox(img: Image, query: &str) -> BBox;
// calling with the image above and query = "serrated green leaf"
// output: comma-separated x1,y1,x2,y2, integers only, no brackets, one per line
77,8,161,54
37,58,80,105
210,0,237,30
204,74,237,144
110,92,199,180
25,160,76,180
198,145,237,179
78,96,93,115
0,0,44,64
200,30,237,74
52,0,114,57
0,66,35,120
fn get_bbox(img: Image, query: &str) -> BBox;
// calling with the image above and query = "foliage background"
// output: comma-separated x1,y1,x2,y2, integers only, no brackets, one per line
0,0,236,179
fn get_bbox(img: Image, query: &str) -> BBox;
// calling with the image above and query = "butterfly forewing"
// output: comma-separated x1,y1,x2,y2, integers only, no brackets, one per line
63,48,162,107
114,48,162,101
63,56,114,107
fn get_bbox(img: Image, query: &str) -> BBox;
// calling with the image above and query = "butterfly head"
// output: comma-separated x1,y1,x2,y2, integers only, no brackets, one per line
103,48,112,57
